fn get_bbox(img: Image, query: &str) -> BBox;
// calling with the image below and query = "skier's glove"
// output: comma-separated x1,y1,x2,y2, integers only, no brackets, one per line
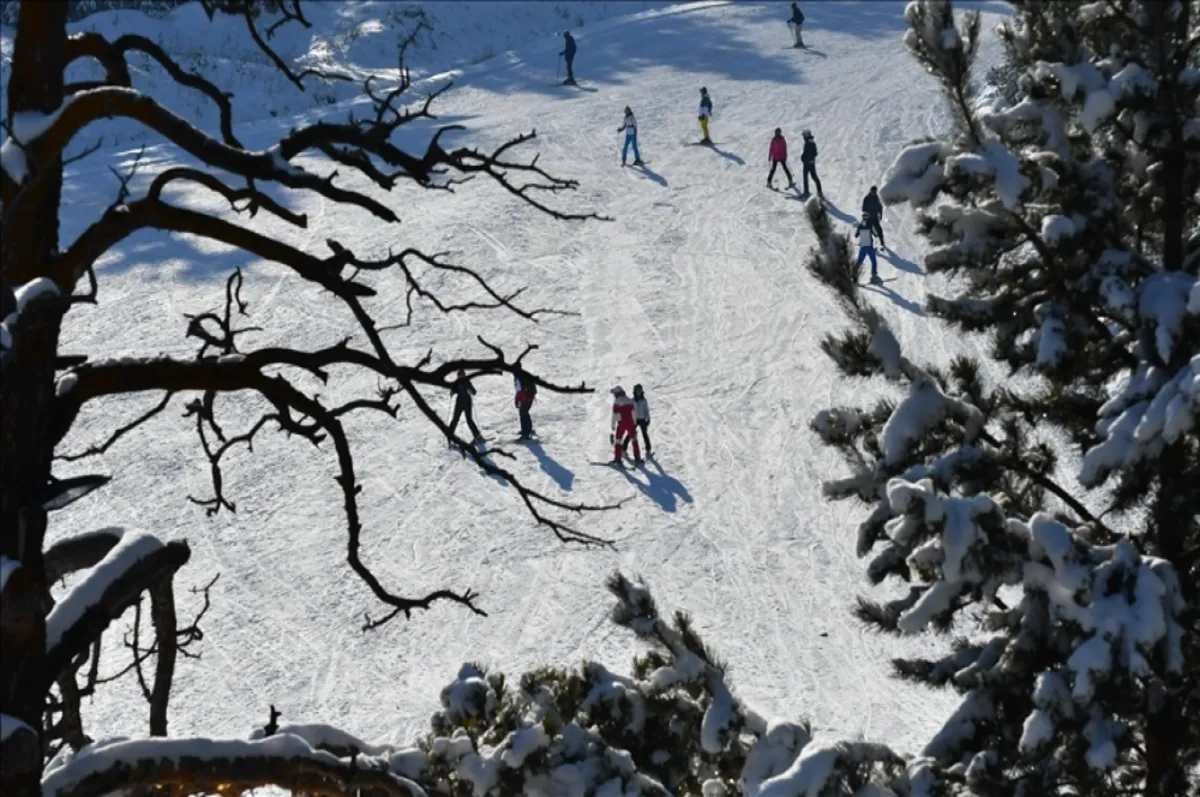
609,433,615,445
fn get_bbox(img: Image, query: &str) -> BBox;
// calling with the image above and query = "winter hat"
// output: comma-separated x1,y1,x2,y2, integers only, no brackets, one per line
802,128,813,139
700,87,708,94
774,127,782,136
869,185,878,193
624,106,632,115
633,384,644,397
611,385,626,396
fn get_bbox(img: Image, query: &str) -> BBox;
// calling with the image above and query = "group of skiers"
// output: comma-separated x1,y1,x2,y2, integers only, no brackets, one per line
446,371,653,467
446,2,893,455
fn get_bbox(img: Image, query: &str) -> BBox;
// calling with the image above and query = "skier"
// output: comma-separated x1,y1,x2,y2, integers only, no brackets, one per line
788,2,805,48
620,383,652,458
861,185,886,251
560,31,577,86
447,369,483,447
514,373,537,439
698,87,713,145
855,212,882,284
800,129,823,198
767,128,794,189
610,385,641,465
618,106,643,167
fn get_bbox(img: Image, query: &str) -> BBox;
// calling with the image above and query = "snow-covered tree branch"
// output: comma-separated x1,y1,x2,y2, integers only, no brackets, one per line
805,1,1199,795
1,0,622,792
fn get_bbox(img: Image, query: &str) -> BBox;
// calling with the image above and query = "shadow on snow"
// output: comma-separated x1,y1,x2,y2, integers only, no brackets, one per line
618,457,693,513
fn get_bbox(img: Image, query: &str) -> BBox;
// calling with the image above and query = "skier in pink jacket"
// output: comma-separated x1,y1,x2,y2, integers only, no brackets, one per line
768,128,794,189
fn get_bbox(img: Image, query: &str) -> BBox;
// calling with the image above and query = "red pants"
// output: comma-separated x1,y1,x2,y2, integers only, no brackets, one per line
614,420,639,460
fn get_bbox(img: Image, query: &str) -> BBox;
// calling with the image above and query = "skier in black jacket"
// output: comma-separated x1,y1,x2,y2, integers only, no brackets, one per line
800,129,823,198
448,369,484,447
861,186,885,250
788,2,805,48
561,31,577,86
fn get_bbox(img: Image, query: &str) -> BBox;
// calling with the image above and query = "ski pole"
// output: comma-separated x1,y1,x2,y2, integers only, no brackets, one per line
556,54,561,81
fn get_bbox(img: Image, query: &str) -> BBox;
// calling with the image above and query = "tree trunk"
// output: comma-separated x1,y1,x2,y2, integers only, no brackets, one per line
1,2,69,796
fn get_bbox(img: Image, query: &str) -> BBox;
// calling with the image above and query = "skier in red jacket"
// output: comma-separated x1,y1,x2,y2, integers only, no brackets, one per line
610,385,640,465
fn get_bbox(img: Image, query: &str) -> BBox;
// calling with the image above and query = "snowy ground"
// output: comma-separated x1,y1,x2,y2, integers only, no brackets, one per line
45,0,1010,754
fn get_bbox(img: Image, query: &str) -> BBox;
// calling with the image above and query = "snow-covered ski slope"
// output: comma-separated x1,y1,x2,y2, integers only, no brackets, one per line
48,0,1010,753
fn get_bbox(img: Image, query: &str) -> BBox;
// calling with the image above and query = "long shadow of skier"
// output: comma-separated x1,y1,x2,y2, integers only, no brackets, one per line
882,248,923,274
618,457,693,512
822,200,857,225
863,283,924,316
632,164,669,187
523,440,575,491
707,144,745,165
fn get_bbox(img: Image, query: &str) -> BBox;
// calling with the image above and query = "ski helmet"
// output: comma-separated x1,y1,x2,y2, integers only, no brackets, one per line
774,127,782,136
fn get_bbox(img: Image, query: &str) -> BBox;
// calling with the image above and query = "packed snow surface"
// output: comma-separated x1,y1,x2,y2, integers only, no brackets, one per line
39,0,1011,754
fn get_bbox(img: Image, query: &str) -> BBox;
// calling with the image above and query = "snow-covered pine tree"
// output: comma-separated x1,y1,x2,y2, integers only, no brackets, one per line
806,1,1198,795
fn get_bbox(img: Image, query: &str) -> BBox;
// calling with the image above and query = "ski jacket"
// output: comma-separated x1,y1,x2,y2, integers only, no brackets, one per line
801,139,817,163
790,5,804,24
562,34,576,59
862,192,883,217
699,95,713,118
769,135,787,162
453,378,476,407
514,375,536,407
612,396,636,428
619,113,637,135
855,222,876,248
633,397,651,422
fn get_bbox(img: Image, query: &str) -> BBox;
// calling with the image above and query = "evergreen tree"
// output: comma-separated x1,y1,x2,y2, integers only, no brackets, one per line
806,1,1198,795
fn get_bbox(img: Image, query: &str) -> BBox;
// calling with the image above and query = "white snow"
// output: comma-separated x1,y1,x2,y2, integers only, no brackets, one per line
1138,271,1195,363
44,531,166,651
13,277,61,312
40,734,404,797
0,712,34,742
0,555,18,592
34,0,1015,764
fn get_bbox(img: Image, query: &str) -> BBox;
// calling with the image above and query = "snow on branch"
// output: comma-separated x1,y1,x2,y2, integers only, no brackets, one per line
43,532,190,691
40,734,425,797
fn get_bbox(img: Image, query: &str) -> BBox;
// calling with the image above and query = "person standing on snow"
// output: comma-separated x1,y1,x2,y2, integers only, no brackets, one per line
560,31,577,86
618,107,643,167
621,383,652,458
855,213,883,284
861,186,886,251
767,128,795,189
610,386,641,465
448,369,484,447
800,129,823,198
514,373,537,440
698,87,714,145
788,2,806,48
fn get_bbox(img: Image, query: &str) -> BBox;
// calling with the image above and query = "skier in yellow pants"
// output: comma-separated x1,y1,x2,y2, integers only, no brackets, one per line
698,87,713,145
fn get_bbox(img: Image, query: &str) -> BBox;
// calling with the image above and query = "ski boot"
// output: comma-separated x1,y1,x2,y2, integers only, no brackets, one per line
633,159,645,166
870,273,883,286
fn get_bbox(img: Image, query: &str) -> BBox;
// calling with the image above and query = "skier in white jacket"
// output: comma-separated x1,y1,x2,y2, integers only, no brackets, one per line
618,107,643,166
854,213,882,283
622,383,653,458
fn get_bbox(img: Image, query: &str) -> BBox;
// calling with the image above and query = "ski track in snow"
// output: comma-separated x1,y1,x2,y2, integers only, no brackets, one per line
49,1,1009,753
